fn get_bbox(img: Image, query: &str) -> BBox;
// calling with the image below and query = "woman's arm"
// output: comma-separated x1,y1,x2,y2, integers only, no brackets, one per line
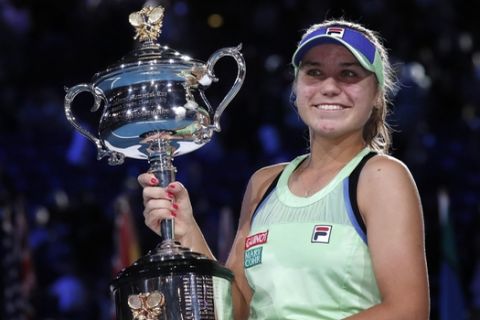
139,163,285,319
345,155,430,319
138,175,215,258
225,164,286,320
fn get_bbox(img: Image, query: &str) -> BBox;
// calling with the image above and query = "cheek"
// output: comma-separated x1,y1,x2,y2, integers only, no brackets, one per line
357,82,379,106
295,86,315,105
350,87,376,112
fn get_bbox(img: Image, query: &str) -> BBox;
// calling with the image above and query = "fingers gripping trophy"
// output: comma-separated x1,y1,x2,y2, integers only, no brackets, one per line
64,6,245,320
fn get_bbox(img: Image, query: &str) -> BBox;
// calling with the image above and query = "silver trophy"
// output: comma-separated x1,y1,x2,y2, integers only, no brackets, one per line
64,6,245,319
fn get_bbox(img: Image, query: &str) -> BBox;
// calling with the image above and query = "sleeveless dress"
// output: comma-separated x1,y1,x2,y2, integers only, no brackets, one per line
244,148,380,319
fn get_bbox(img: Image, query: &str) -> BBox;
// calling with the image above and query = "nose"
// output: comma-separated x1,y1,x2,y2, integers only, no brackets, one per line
319,77,341,96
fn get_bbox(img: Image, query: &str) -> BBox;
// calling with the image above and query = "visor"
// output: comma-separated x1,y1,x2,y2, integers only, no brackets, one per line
292,26,384,87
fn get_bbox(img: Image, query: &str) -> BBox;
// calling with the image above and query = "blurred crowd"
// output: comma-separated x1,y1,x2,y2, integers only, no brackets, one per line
1,0,480,319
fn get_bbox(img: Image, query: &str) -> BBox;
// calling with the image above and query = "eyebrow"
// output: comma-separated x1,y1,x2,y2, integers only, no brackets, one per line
300,61,363,68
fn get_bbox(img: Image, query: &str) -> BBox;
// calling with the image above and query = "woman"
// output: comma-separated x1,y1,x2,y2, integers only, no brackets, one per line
140,19,430,319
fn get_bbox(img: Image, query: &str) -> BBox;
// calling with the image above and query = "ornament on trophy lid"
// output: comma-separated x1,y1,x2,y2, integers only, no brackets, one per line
129,6,165,43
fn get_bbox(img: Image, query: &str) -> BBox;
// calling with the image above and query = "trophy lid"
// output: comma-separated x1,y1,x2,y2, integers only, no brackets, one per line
92,6,206,84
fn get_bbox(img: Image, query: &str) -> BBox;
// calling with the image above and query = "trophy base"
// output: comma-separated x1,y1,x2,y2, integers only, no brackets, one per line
111,241,233,320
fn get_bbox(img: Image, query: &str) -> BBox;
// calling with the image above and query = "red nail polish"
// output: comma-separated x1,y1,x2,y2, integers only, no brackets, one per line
168,184,175,189
150,177,159,185
172,203,179,210
171,210,177,217
167,192,174,198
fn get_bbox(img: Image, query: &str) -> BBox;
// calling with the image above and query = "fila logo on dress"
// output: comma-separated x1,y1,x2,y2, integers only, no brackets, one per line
311,225,333,244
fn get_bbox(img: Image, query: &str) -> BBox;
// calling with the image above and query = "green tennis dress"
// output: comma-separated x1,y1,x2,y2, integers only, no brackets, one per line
244,148,381,319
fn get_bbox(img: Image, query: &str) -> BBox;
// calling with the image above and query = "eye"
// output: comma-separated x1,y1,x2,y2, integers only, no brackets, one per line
337,68,372,84
305,68,323,78
340,69,358,78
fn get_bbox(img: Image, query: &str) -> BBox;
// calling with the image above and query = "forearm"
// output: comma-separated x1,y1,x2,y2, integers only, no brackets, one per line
343,301,429,320
178,223,216,260
232,282,249,320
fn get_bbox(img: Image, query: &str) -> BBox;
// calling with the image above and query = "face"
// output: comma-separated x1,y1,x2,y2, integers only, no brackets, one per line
293,44,379,142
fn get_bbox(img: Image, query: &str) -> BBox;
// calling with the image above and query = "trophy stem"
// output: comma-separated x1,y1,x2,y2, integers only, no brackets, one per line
147,139,178,249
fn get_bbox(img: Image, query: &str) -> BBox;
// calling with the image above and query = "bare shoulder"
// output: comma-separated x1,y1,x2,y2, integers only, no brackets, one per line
244,163,288,208
249,162,287,192
237,162,287,226
358,153,421,223
360,153,415,185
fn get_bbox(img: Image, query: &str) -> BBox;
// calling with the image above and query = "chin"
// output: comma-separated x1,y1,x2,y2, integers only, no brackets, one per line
311,128,341,139
317,123,339,134
311,123,354,138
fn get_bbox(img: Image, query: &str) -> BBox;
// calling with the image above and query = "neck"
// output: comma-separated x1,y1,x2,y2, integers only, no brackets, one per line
289,137,366,198
307,134,366,169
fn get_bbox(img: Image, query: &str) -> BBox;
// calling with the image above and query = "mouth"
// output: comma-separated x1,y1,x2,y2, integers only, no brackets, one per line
313,104,348,110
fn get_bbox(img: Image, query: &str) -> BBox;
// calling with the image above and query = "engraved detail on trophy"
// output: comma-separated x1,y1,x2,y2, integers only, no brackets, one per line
128,291,165,320
129,6,165,42
180,276,215,318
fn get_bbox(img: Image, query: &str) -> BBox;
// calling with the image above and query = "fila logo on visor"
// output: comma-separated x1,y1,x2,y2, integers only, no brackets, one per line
311,225,332,243
326,27,345,38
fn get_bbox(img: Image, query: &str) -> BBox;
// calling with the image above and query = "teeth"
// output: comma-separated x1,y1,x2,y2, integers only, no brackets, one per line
317,104,343,110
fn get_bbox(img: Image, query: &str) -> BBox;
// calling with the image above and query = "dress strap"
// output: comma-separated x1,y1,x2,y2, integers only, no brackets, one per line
347,151,378,238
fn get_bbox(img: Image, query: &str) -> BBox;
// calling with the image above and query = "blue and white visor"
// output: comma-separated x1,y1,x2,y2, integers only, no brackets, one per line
292,26,384,87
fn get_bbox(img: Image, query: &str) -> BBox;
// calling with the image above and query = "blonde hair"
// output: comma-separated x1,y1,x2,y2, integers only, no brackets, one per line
297,19,397,154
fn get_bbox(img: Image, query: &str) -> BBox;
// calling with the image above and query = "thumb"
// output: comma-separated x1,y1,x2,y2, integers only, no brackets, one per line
166,181,189,201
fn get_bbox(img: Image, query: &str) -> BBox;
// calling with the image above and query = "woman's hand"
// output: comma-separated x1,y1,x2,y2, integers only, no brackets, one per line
138,172,196,242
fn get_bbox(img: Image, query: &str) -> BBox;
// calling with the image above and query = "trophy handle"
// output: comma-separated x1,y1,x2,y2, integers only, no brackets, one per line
64,84,125,165
205,44,246,132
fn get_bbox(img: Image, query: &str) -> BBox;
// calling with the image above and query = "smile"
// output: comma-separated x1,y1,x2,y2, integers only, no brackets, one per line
314,104,346,110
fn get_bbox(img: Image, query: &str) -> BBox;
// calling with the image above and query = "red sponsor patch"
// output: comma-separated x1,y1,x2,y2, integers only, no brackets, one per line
245,231,268,250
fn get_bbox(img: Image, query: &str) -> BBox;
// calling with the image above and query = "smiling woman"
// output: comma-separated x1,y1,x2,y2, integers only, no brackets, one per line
291,20,395,154
137,18,430,320
293,44,379,139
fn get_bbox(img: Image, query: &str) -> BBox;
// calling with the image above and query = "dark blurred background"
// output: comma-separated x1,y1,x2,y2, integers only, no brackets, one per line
1,0,479,319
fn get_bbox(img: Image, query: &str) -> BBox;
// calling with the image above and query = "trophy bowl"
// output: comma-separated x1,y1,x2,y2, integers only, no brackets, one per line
65,6,245,165
64,6,245,319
